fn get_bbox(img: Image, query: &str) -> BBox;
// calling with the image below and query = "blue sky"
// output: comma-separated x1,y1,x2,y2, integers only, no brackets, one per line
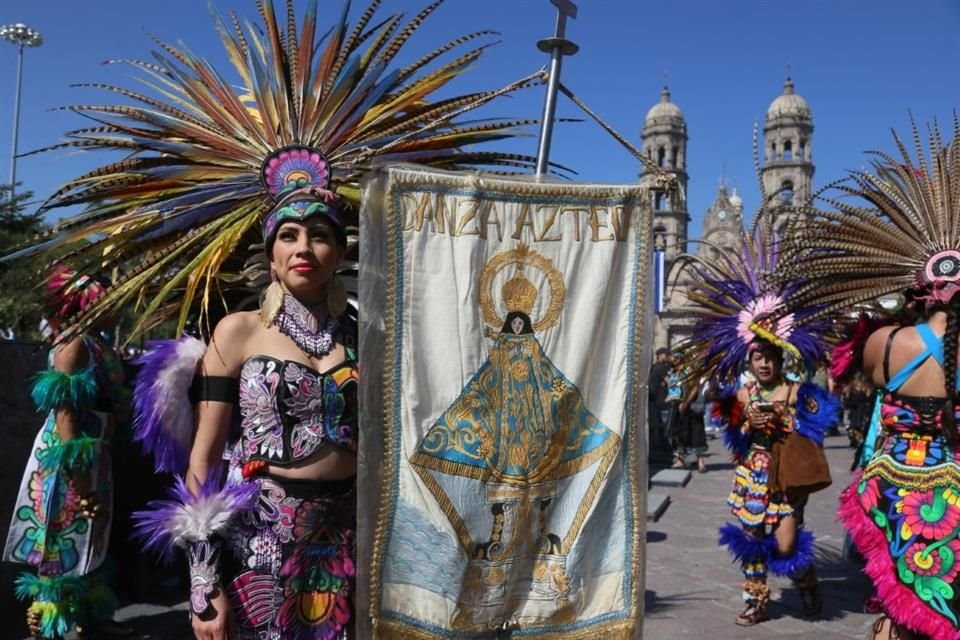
1,0,959,238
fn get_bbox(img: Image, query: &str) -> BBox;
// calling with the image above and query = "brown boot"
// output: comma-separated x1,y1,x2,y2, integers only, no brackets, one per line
794,565,822,617
735,580,770,626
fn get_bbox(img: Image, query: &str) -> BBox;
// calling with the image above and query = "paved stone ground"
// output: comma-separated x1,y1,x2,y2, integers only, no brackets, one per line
644,430,877,639
10,430,878,639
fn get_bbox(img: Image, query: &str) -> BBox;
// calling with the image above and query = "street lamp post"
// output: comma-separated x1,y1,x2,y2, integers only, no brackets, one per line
0,23,43,202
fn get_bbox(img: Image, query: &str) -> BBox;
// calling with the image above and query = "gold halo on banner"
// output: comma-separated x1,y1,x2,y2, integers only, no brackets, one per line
479,245,566,332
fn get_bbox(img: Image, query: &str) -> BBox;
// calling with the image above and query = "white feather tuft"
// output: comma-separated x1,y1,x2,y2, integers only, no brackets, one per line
167,488,250,546
155,337,206,452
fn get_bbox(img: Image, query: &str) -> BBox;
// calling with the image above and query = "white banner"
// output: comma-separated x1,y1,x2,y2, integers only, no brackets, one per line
358,166,651,639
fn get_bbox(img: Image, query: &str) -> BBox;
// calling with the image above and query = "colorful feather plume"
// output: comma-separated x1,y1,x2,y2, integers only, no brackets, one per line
780,117,960,317
674,209,832,385
8,0,559,342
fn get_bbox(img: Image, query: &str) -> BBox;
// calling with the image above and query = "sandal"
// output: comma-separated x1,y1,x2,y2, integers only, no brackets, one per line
736,580,770,626
670,457,686,469
697,457,707,473
735,602,769,626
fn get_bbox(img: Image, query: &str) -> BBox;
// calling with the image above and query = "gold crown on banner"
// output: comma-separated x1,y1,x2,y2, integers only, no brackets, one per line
502,272,538,315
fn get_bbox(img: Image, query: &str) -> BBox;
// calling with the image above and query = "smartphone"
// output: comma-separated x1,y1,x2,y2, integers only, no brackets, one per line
755,402,776,413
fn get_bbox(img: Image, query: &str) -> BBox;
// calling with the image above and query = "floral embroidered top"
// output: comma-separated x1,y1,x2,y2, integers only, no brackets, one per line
237,346,358,466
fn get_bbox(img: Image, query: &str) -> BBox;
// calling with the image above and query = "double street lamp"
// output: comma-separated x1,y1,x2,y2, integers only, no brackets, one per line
1,23,43,202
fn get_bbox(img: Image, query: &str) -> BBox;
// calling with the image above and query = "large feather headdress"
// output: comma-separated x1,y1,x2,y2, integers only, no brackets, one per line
675,215,831,385
9,0,555,341
674,135,833,386
779,118,960,316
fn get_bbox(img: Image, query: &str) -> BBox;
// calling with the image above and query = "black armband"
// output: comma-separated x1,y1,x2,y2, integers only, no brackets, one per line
189,375,238,404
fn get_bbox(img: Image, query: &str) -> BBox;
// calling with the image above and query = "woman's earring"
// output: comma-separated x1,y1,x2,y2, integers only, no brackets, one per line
327,275,347,316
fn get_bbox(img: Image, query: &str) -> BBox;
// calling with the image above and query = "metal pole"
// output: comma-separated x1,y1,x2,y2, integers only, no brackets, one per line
535,50,563,176
533,0,577,178
10,42,23,201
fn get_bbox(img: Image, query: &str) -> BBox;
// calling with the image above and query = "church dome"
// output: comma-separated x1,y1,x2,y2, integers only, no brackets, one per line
646,86,684,122
729,187,743,209
767,77,811,120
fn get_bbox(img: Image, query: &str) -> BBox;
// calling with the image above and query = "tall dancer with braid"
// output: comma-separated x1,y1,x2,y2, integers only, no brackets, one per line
781,119,960,640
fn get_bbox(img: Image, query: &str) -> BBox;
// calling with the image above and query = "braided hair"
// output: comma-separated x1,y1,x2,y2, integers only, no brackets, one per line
942,296,960,442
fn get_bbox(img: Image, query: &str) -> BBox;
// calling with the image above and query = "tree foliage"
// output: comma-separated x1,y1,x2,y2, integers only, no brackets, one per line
0,186,49,341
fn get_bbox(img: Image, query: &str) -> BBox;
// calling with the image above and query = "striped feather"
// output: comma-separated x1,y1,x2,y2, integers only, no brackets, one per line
7,0,541,341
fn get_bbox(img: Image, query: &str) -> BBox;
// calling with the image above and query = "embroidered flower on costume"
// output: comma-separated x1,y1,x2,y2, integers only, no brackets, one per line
859,475,882,513
905,541,944,576
902,539,960,584
902,489,960,539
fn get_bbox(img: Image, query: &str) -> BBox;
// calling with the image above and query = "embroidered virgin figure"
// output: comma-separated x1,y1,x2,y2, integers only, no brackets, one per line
409,245,621,631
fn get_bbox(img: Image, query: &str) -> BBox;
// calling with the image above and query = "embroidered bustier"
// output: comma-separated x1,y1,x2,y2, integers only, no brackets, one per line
237,353,358,466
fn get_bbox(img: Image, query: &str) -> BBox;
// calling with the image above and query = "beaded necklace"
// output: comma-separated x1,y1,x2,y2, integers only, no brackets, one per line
275,294,340,358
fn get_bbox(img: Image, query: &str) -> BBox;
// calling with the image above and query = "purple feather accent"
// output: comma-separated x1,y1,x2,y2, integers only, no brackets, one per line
133,336,207,473
767,528,815,577
131,466,259,561
718,523,775,563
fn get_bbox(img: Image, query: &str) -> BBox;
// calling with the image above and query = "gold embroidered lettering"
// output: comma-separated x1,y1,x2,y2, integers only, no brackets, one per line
455,199,480,236
512,203,535,240
588,206,616,242
402,193,420,231
561,207,588,242
535,205,562,242
479,201,503,241
609,204,633,241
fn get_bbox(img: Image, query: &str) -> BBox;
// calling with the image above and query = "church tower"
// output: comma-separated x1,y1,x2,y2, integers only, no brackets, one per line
640,86,689,264
761,76,814,231
698,184,744,261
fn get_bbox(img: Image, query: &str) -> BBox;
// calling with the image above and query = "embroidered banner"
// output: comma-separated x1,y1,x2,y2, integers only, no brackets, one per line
358,166,651,639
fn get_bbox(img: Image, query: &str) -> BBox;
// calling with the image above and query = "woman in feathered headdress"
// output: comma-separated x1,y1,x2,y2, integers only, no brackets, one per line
4,1,552,638
677,202,837,627
3,265,133,639
780,119,960,640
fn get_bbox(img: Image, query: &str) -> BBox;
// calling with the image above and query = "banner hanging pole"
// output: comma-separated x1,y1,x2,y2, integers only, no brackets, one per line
534,0,578,177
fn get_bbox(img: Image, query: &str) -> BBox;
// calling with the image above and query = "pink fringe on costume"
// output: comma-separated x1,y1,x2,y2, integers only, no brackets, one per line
838,472,960,640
